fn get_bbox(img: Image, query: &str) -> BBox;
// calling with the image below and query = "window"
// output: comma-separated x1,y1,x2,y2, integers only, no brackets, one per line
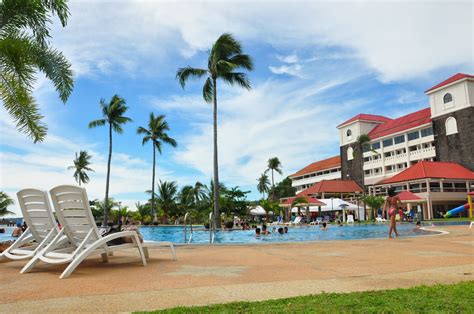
346,129,352,139
372,142,381,150
445,117,458,135
407,131,419,141
443,93,452,104
394,135,405,144
429,182,441,192
362,145,370,153
347,147,354,161
383,138,393,147
421,127,433,137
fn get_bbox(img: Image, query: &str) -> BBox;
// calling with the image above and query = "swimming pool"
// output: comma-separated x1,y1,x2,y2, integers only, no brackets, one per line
0,227,14,242
139,223,439,245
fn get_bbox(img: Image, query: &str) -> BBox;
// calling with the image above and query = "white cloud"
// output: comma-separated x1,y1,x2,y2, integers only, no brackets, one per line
269,64,303,77
173,75,369,187
52,1,472,81
276,54,299,64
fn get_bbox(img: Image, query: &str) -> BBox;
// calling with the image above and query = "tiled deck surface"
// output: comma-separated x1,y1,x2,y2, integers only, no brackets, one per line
0,225,472,312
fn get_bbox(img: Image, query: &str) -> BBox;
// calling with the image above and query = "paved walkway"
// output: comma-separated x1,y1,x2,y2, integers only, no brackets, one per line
0,225,472,313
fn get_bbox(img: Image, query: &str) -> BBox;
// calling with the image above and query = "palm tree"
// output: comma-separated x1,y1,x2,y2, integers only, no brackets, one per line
0,191,15,217
267,157,283,188
67,150,94,186
176,33,254,228
137,113,177,222
361,195,385,220
156,180,178,224
88,95,132,226
257,172,270,199
0,0,74,142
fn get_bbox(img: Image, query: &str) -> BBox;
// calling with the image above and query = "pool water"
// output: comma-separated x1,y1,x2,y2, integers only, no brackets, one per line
0,227,14,242
139,223,438,244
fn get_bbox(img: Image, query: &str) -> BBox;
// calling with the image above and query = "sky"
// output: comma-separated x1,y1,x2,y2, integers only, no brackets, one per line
1,0,473,216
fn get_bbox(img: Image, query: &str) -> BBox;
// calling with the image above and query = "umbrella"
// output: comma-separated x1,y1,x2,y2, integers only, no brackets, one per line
250,206,267,216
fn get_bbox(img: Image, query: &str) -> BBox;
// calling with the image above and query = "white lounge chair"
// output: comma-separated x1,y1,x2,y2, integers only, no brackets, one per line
1,189,63,262
470,221,473,229
21,185,148,279
346,215,354,224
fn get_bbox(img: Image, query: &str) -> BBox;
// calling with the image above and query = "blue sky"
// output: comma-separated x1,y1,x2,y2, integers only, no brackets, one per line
1,0,473,215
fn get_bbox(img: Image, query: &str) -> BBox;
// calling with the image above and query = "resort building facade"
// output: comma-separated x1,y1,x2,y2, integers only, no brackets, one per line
289,73,474,219
289,156,341,194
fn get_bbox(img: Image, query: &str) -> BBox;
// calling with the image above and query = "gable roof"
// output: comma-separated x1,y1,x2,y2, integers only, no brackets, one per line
397,191,425,202
425,73,474,93
281,195,326,206
368,108,432,140
337,114,392,128
290,155,341,178
378,161,474,185
299,179,363,195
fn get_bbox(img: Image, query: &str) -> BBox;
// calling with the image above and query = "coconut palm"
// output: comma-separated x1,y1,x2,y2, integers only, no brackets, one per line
0,0,74,142
67,150,94,186
176,33,254,228
0,191,15,217
267,157,283,187
361,195,385,220
137,113,177,223
88,95,132,226
156,180,178,224
257,172,270,199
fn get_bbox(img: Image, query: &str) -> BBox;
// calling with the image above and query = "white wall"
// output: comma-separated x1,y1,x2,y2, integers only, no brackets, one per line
428,80,473,118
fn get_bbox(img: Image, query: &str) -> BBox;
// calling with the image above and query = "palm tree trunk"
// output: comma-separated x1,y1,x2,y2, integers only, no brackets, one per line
212,78,221,228
103,123,113,226
152,144,156,223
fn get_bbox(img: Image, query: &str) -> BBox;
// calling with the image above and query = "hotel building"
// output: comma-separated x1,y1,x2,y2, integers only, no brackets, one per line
289,73,474,219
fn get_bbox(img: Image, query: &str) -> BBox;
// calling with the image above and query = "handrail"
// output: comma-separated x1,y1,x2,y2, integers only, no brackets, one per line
208,212,215,244
184,212,193,244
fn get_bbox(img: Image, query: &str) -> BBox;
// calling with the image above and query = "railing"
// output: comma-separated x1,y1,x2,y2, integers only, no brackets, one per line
183,212,193,244
209,212,216,244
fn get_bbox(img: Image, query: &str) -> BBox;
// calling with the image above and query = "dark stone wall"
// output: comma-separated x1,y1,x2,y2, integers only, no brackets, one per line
340,143,364,188
432,106,474,171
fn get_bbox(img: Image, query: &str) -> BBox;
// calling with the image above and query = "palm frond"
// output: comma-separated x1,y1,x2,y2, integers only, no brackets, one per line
88,119,106,129
203,77,213,103
176,67,207,88
222,72,251,89
0,72,47,142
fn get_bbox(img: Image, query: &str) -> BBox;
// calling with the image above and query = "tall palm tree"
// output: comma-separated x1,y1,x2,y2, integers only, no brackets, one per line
0,191,15,217
176,33,254,228
267,157,283,188
257,172,270,199
156,180,178,224
0,0,74,142
67,150,94,186
137,113,177,222
88,95,132,226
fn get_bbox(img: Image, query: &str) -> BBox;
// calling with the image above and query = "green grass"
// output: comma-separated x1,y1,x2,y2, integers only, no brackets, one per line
138,281,474,313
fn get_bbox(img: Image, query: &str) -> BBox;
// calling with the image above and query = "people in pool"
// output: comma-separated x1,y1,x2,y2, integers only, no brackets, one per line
383,187,401,238
413,221,422,232
11,222,23,237
261,224,271,235
278,227,284,234
255,227,261,236
320,222,328,231
284,226,288,234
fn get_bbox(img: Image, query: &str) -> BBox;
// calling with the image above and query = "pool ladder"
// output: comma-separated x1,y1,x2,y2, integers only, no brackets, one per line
209,212,216,244
183,212,193,244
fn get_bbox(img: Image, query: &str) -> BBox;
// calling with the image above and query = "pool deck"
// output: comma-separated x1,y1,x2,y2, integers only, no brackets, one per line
0,225,472,313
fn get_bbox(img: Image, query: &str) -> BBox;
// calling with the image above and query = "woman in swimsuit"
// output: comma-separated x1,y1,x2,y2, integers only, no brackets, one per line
383,187,401,238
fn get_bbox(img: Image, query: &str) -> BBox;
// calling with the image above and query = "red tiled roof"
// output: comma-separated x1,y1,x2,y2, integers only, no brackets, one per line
282,195,326,206
378,161,474,185
300,179,363,195
397,191,424,202
290,156,341,177
368,108,432,140
425,73,474,93
337,114,392,128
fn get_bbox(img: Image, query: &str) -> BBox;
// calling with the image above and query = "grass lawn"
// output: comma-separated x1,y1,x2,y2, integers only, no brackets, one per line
139,281,474,313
